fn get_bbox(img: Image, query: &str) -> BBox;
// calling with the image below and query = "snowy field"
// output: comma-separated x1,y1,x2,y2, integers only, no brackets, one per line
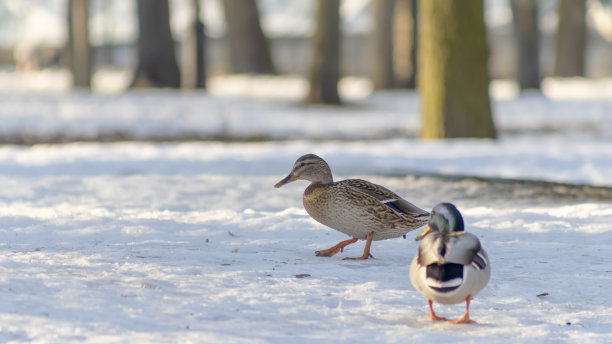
0,74,611,342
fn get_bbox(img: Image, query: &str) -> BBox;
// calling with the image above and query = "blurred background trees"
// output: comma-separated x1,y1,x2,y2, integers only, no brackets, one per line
1,0,611,138
181,0,206,89
418,0,495,139
393,0,418,89
306,0,341,104
221,0,275,74
371,0,395,90
511,0,540,90
131,0,180,88
554,0,587,77
67,0,91,88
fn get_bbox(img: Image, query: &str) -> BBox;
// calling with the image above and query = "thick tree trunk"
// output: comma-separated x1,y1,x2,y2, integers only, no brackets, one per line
131,0,181,88
69,0,91,88
554,0,587,77
194,20,206,88
371,0,395,90
306,0,341,104
182,0,206,89
419,0,496,139
221,0,276,74
393,0,417,89
511,0,540,90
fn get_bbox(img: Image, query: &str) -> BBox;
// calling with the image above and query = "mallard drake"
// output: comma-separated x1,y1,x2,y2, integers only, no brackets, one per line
409,202,490,323
274,154,429,260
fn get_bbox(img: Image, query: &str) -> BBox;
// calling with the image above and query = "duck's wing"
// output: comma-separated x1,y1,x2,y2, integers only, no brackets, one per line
416,232,447,266
445,232,488,270
343,179,430,219
417,232,487,268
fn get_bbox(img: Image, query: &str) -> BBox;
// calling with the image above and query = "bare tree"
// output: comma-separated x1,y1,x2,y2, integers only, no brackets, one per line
419,0,495,139
68,0,91,88
306,0,341,104
393,0,417,89
182,0,206,89
554,0,587,77
131,0,181,88
371,0,395,90
221,0,275,74
511,0,540,90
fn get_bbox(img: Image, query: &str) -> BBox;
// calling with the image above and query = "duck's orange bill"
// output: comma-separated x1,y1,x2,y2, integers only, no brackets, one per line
414,225,432,241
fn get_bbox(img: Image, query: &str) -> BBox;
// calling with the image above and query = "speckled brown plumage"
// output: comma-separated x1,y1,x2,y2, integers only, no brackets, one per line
275,154,429,259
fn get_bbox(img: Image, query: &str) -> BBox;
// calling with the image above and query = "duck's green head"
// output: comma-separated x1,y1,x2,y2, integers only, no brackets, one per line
415,202,464,240
274,154,333,188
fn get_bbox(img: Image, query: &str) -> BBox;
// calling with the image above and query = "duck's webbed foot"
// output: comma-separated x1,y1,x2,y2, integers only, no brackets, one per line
315,237,358,257
448,296,476,324
426,300,448,321
342,233,374,260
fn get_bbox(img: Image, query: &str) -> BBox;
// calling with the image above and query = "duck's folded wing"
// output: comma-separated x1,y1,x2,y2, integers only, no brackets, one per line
386,198,430,219
343,179,429,218
417,233,446,266
418,232,488,270
445,233,487,268
343,179,399,199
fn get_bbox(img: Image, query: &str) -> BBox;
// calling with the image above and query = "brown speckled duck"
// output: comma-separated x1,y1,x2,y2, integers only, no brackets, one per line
274,154,429,260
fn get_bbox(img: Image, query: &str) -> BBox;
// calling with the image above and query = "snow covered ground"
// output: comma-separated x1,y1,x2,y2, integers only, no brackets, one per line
0,74,611,342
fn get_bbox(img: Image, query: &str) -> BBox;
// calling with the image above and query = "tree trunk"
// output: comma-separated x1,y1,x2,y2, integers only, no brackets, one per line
554,0,587,77
182,0,206,89
371,0,395,90
306,0,341,104
393,0,417,89
221,0,276,74
511,0,540,90
419,0,496,139
69,0,91,88
131,0,181,88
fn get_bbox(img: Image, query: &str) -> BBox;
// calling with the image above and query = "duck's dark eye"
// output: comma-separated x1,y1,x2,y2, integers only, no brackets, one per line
299,162,306,167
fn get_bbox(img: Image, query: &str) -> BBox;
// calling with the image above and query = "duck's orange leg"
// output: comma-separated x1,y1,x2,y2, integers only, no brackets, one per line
425,299,448,321
343,234,374,260
448,295,476,324
315,237,358,257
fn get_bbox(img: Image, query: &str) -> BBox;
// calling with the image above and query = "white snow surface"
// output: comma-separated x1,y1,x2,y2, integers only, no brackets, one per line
0,74,610,187
0,79,611,342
